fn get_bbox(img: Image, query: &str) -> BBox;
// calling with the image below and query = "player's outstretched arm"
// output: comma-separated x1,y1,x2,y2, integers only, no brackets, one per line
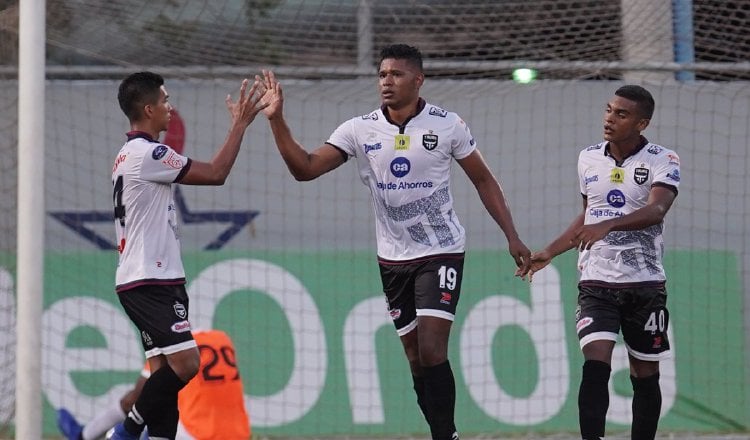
258,69,345,181
573,186,676,250
180,78,268,185
457,150,531,276
526,203,586,281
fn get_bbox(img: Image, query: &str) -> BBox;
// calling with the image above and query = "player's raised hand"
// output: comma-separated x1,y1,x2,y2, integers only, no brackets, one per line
256,69,284,120
225,78,269,128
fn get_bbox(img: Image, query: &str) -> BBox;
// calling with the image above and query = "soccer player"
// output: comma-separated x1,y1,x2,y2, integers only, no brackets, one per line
56,329,251,440
108,72,266,440
527,85,680,440
257,44,531,440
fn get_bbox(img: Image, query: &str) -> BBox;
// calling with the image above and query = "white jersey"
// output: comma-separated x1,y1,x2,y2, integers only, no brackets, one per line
328,99,476,261
112,131,192,292
577,139,680,285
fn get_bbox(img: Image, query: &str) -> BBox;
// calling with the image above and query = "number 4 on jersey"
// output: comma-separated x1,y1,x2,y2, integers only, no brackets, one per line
113,175,126,253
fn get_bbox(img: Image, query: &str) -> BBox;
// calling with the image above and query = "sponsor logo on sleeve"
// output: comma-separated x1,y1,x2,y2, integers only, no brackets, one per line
667,169,680,182
584,174,599,185
162,151,184,169
647,145,663,154
361,112,379,120
429,106,447,117
152,145,168,160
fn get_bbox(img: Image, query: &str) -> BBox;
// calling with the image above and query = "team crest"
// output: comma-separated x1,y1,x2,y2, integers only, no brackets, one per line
634,167,649,185
173,302,187,319
422,134,438,151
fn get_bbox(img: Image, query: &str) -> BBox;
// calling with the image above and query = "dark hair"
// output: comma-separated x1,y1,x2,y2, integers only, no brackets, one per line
379,44,423,72
117,71,164,122
615,85,655,119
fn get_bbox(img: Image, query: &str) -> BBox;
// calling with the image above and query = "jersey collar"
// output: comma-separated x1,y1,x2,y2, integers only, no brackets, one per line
381,98,426,129
126,131,158,142
604,135,649,166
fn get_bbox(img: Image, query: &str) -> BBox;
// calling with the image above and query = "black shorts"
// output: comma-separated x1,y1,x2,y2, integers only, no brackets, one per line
379,253,464,336
118,284,196,358
576,283,670,361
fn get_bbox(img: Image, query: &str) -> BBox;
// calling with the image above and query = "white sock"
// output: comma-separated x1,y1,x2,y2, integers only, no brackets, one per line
81,400,126,440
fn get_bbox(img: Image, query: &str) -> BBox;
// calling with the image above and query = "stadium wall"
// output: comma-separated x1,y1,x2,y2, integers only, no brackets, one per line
0,79,748,436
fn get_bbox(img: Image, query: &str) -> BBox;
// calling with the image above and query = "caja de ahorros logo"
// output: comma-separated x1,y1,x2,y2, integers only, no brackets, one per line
422,134,438,151
607,189,626,208
390,157,411,178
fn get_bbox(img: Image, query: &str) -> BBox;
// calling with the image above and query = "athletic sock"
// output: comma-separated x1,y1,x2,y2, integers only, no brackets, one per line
123,364,186,438
82,399,126,440
630,373,661,440
423,360,458,440
412,375,432,426
578,360,611,440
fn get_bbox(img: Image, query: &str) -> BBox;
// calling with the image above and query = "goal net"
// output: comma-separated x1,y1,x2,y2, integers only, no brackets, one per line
1,0,749,438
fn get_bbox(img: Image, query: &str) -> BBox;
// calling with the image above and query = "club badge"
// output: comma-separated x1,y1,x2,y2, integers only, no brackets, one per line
634,167,649,185
422,134,438,151
173,302,187,319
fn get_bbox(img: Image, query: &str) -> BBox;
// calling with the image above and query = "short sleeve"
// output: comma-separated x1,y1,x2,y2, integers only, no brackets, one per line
578,150,588,195
140,144,189,183
652,150,680,191
326,118,357,158
451,116,476,160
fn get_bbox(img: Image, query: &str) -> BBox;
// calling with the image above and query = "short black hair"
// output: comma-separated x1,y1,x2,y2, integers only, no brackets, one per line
118,71,164,122
379,44,423,72
615,85,655,120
